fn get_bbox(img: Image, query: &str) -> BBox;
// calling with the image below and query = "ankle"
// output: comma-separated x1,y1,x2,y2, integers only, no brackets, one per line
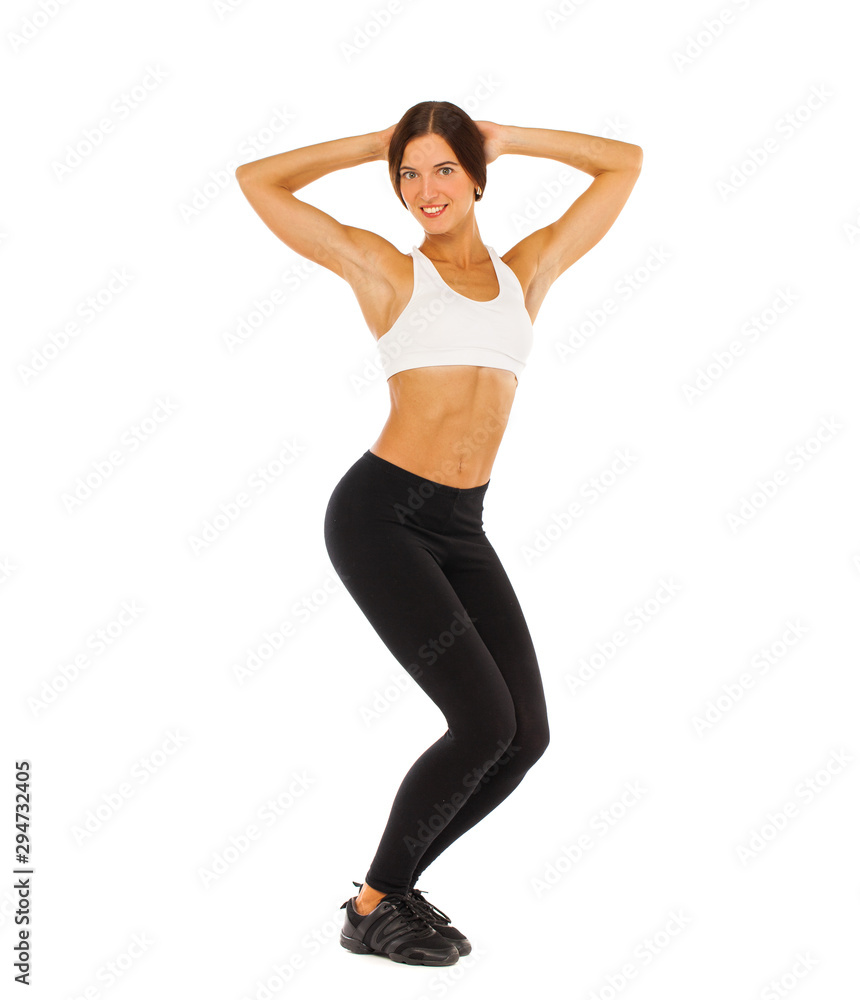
355,885,387,915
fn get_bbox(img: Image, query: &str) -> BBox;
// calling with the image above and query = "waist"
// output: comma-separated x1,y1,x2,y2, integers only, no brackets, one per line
371,370,514,488
361,449,491,498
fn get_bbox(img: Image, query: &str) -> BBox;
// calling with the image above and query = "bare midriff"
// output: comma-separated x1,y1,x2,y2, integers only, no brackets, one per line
369,364,517,488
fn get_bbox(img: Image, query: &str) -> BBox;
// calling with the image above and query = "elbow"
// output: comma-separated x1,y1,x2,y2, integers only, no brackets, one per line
625,144,644,172
235,164,292,192
235,162,268,186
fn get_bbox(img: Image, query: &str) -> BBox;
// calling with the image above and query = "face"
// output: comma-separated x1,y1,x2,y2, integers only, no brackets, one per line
398,133,477,232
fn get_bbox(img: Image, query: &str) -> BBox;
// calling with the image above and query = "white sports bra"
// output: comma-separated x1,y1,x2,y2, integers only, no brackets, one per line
374,245,534,382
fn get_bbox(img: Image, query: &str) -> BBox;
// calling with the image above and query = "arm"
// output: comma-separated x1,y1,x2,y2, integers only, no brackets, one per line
477,122,643,304
234,126,399,283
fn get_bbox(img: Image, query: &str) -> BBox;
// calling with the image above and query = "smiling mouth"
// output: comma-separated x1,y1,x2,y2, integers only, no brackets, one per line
420,205,447,217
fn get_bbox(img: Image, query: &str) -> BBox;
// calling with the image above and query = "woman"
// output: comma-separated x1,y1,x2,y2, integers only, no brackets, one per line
236,101,642,967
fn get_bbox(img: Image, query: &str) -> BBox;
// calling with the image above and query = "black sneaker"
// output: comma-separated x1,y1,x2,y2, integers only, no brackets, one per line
339,891,459,966
408,886,471,956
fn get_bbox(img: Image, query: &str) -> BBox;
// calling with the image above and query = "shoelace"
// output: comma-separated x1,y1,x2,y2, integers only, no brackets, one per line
381,893,437,934
347,881,436,934
409,887,452,926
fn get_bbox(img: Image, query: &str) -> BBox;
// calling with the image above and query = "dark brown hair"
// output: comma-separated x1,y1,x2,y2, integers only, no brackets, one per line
388,101,486,209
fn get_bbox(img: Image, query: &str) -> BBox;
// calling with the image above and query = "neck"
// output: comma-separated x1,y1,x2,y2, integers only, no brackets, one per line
419,218,486,268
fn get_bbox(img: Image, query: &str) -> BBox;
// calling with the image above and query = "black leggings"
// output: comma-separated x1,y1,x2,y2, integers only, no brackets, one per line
324,449,550,896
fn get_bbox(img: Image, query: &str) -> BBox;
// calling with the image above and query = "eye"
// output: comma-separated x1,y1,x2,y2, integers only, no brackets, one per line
401,170,416,180
439,166,453,175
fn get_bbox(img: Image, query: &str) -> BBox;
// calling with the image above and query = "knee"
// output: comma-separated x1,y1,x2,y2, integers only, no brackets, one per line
509,717,550,772
490,696,518,752
462,696,517,762
534,717,551,760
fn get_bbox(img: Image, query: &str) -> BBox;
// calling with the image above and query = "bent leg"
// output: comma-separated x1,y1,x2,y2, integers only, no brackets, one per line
408,533,551,884
325,488,519,895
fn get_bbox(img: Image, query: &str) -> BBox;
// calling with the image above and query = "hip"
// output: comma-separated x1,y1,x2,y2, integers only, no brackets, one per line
325,449,490,538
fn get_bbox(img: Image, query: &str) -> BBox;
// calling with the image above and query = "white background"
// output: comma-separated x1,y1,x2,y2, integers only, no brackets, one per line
3,0,859,997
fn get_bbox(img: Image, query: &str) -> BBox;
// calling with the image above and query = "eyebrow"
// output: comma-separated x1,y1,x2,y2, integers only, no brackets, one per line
399,161,458,171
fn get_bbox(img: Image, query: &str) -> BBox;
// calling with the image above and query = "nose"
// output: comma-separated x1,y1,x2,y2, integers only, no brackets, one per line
419,175,439,201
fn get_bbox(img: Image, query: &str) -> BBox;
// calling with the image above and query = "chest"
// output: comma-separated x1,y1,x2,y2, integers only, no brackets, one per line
426,258,500,302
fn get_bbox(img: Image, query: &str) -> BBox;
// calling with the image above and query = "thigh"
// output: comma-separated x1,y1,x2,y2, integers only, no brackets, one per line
442,533,548,725
325,488,515,730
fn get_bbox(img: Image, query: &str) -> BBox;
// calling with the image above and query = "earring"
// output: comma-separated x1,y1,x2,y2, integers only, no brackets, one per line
476,187,482,197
